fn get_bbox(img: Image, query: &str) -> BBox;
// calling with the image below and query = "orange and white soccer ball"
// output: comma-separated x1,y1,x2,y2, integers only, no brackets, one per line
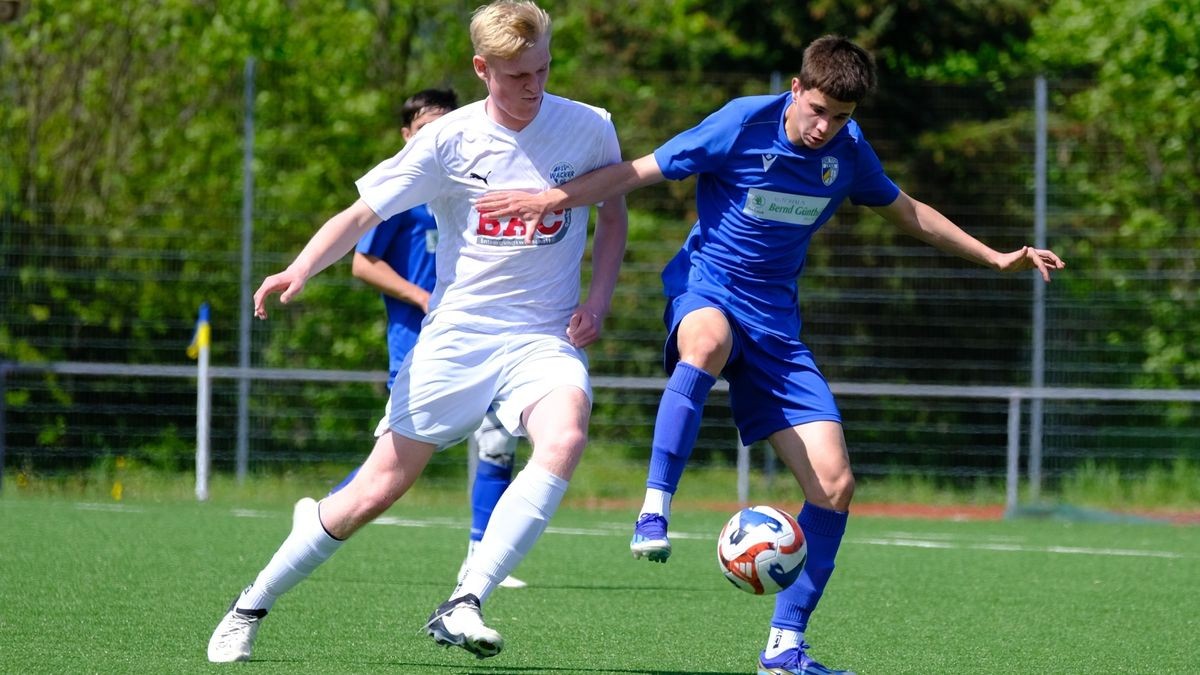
716,505,807,595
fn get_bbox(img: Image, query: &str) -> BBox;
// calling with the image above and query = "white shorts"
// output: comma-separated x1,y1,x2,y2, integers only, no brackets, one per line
373,322,592,447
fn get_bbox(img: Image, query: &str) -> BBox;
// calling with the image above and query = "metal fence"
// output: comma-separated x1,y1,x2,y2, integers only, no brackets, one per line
3,69,1197,508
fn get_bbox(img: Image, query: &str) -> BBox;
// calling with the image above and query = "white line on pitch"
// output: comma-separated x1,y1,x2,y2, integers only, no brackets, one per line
75,502,145,513
849,536,1183,559
229,510,1186,559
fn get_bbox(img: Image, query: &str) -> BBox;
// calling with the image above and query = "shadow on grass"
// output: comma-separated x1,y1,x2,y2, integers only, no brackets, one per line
384,664,744,675
250,655,746,674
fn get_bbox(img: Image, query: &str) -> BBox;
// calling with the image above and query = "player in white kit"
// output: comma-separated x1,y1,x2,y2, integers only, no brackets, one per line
206,0,628,663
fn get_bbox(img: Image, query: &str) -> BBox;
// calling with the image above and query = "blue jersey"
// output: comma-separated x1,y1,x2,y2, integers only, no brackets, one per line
654,92,900,340
356,205,438,388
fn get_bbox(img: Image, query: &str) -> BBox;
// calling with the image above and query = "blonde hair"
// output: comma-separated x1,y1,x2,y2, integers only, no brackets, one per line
470,1,551,60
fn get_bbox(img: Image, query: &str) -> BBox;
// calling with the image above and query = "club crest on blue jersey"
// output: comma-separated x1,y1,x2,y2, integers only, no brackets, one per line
550,161,577,186
821,156,839,186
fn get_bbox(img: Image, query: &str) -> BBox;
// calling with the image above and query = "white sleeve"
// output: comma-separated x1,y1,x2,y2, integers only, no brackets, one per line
355,131,446,221
598,113,622,167
593,113,622,207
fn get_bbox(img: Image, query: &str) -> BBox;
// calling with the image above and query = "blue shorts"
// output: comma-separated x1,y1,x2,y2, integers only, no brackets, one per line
664,291,841,445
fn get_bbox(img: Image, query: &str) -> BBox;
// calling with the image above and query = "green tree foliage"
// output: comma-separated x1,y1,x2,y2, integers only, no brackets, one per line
0,0,481,468
2,0,1195,475
0,0,478,364
1027,0,1200,388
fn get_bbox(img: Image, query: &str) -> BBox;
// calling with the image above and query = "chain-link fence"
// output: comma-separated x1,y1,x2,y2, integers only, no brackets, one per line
3,65,1197,508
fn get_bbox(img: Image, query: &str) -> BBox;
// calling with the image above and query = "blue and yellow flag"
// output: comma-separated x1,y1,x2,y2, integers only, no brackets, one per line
187,302,211,359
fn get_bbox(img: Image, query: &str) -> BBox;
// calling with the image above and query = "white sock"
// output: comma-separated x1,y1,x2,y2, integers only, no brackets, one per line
455,463,567,604
764,626,802,658
639,488,672,520
238,498,343,611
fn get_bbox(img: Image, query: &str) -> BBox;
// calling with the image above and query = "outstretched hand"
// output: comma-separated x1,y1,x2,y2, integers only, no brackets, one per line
253,267,307,319
995,246,1066,282
475,190,553,244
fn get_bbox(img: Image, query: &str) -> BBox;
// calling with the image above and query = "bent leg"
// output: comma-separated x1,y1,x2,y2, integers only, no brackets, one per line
210,431,434,662
644,307,728,509
456,386,588,603
769,421,854,633
239,431,435,611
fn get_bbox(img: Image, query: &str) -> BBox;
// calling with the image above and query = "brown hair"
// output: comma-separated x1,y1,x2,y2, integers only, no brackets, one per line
799,35,877,103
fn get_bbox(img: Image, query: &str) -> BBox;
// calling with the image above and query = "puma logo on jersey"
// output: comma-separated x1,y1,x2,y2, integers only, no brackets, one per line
761,154,778,171
469,171,492,185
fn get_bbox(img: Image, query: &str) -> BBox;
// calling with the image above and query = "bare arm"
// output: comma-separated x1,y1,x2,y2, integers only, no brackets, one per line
475,153,663,244
871,191,1065,282
567,194,629,348
352,252,431,313
253,199,383,318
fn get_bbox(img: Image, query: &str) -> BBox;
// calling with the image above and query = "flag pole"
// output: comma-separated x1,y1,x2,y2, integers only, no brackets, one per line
188,303,212,501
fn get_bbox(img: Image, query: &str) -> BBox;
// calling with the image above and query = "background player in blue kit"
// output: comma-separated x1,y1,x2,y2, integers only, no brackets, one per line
332,87,526,590
477,34,1064,675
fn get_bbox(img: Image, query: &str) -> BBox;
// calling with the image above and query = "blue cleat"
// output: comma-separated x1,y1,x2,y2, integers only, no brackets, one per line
629,513,671,562
757,643,856,675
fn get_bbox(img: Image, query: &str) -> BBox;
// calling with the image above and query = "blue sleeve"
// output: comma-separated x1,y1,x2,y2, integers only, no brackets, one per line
652,101,741,181
355,213,405,256
847,132,900,207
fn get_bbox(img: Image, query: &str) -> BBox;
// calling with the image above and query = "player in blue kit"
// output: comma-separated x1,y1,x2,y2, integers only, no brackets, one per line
331,88,526,590
476,34,1064,675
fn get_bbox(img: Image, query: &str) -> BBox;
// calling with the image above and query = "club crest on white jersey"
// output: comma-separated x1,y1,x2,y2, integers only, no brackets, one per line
549,161,577,185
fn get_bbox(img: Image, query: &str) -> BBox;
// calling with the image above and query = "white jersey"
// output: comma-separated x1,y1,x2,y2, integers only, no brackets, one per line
356,93,621,336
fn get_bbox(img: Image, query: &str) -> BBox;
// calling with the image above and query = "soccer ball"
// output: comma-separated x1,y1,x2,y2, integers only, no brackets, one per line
716,505,807,595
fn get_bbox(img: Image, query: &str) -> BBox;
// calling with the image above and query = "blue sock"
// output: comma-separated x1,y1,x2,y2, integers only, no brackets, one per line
771,502,848,632
646,362,717,494
328,466,360,496
470,459,513,541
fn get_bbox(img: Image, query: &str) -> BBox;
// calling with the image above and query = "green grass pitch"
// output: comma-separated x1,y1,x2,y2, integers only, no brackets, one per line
2,496,1196,674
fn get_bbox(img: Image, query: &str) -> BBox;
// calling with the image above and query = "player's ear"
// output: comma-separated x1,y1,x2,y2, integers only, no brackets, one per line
472,55,489,82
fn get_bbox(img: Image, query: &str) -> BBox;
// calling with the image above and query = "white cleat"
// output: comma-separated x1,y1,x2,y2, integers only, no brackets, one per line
424,593,503,659
497,574,527,589
207,601,266,663
207,499,315,663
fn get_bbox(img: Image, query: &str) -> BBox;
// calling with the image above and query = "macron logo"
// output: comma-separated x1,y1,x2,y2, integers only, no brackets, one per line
762,154,778,171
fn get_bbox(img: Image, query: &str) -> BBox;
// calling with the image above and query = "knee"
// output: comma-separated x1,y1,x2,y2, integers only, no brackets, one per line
806,468,855,512
830,472,855,511
476,431,517,468
553,426,588,455
531,427,587,477
678,339,728,375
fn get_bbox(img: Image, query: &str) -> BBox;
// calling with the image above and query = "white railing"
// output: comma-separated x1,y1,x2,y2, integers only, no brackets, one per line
4,361,1197,514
